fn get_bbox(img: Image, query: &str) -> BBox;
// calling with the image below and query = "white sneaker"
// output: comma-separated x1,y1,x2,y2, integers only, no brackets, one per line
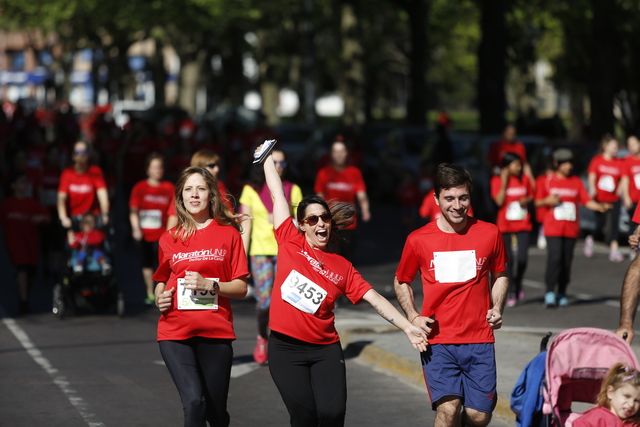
537,235,547,250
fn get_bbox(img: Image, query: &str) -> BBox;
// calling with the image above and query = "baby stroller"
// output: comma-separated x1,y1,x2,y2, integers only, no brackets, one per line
511,327,639,427
52,221,124,319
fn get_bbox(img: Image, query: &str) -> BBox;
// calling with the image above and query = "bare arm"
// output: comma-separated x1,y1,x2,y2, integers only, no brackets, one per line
57,191,71,228
356,190,371,222
617,255,640,343
262,152,290,229
488,271,509,330
585,200,612,213
362,289,427,351
493,169,509,207
183,271,248,299
240,204,253,257
523,162,536,192
620,176,633,209
129,208,142,241
587,172,597,199
394,276,434,334
97,187,110,225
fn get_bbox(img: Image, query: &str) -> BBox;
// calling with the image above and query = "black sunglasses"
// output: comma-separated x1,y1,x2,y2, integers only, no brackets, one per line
301,213,332,226
205,162,219,168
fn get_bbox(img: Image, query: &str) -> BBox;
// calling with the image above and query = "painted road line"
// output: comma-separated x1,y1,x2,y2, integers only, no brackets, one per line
0,306,105,427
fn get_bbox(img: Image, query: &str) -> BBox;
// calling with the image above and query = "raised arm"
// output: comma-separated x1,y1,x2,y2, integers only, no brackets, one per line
261,151,292,229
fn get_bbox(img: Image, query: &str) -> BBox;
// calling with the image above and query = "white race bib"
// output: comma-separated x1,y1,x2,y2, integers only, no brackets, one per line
177,277,219,310
139,209,162,229
433,250,477,283
505,201,527,221
280,270,328,315
597,175,615,193
553,202,576,222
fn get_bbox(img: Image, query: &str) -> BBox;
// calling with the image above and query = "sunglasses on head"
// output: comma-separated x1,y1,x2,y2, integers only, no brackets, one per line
274,161,288,168
205,162,218,168
301,213,332,226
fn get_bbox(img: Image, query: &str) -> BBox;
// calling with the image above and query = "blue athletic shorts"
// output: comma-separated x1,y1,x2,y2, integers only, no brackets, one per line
420,343,497,413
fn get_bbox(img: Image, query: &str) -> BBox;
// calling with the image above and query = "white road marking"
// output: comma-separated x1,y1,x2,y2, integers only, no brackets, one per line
154,359,261,378
0,307,105,427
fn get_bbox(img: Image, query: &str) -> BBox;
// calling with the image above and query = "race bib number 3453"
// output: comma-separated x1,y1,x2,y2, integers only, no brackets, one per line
177,278,219,310
281,270,328,315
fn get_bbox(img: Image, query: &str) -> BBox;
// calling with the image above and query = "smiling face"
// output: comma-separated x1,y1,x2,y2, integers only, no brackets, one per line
435,185,471,232
299,203,332,250
181,173,211,219
608,383,640,420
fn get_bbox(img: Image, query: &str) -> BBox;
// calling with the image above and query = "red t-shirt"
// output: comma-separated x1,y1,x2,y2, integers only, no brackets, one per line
587,154,622,203
534,173,552,224
395,217,507,345
573,406,625,427
129,180,175,242
418,190,474,221
58,165,107,216
153,220,248,341
166,180,233,216
632,202,640,224
0,196,49,265
70,229,106,249
490,175,533,233
535,173,591,238
487,140,528,168
314,165,367,229
270,219,372,344
623,154,640,203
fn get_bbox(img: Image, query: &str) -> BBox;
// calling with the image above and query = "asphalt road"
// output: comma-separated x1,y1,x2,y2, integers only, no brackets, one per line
0,202,632,426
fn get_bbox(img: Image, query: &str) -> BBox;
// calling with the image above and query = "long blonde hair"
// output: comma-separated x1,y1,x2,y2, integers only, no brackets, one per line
597,363,640,424
171,166,241,240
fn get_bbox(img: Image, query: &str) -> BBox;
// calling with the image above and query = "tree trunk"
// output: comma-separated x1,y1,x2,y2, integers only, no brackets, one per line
477,0,507,134
302,0,316,124
178,50,206,116
151,38,167,106
256,29,280,125
340,0,365,126
588,0,618,141
405,0,428,126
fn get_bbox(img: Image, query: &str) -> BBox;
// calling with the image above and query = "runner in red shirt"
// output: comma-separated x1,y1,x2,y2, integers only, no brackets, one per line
0,172,50,314
621,135,640,261
535,149,611,308
129,153,175,305
491,152,534,307
57,140,109,230
486,124,536,189
585,135,624,262
256,141,426,427
314,138,371,263
153,166,248,426
165,149,233,230
394,163,508,427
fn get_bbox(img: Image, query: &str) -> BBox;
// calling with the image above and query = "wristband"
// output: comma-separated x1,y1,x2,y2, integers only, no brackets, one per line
211,280,220,293
410,314,420,323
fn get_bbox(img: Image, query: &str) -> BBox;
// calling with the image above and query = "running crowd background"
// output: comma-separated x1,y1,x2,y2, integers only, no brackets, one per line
1,99,639,317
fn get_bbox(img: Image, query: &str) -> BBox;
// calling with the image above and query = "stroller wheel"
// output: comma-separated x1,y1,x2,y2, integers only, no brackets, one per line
116,292,125,318
52,283,65,319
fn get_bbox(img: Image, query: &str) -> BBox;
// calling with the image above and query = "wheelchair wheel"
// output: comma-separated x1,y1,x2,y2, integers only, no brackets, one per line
116,292,125,318
52,283,66,319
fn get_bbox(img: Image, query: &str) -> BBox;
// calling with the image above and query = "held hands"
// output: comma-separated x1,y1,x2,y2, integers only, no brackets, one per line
156,287,175,313
405,324,429,352
546,194,561,207
486,308,503,330
597,202,613,213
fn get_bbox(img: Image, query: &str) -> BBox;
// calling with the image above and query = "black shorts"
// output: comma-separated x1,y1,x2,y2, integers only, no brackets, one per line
139,240,159,269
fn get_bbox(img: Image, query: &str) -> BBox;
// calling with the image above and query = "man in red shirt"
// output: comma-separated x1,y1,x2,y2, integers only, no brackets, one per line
394,163,509,427
57,140,109,229
487,124,535,188
314,138,371,263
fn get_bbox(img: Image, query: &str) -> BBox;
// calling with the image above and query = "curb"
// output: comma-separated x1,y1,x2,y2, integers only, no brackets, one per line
342,331,515,425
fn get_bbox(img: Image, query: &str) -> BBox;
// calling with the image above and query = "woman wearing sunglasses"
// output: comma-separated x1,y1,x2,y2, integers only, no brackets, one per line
256,142,427,427
239,149,303,364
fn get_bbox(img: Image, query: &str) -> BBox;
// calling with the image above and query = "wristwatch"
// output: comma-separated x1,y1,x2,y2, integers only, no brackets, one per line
211,280,220,293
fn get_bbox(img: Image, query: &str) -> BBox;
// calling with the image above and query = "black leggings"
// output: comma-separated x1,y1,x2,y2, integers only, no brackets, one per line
502,231,530,297
544,236,577,296
159,337,233,427
268,331,347,427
